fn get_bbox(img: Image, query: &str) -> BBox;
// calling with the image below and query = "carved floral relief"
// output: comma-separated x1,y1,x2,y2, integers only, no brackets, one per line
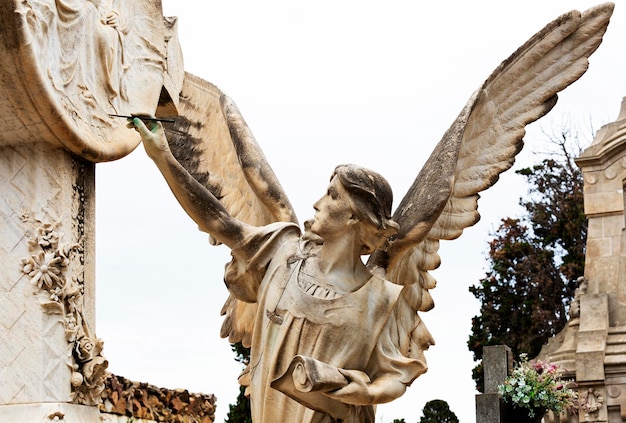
580,387,604,421
21,217,108,405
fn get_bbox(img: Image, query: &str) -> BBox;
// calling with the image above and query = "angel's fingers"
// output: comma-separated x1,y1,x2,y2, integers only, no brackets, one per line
143,118,161,133
126,119,138,130
132,117,152,137
337,368,370,384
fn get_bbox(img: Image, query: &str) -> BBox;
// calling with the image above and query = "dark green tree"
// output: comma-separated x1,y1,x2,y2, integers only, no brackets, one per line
419,399,459,423
467,131,587,391
224,343,252,423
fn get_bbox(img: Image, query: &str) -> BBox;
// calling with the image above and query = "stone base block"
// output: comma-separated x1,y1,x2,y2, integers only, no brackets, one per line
475,393,504,423
0,403,101,422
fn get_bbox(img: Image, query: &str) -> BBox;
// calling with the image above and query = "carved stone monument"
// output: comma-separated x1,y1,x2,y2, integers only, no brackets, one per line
539,98,626,422
0,0,182,420
0,1,616,422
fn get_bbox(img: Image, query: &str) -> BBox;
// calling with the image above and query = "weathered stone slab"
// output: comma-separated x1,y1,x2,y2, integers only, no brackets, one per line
0,403,102,422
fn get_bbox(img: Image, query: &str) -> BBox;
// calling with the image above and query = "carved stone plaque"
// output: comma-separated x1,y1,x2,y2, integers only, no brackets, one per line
0,0,181,162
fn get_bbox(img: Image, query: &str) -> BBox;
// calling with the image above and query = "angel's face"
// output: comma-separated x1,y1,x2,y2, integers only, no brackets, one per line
306,176,357,240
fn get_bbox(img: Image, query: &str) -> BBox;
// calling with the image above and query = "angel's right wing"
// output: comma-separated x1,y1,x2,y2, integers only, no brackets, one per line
165,73,297,227
164,73,298,347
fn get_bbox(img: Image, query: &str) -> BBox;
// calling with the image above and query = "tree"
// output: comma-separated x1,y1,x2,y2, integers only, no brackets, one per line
467,130,587,391
419,399,459,423
224,342,252,423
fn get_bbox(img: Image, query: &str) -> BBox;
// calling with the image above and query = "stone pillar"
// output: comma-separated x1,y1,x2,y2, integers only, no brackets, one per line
539,98,626,422
575,294,609,422
475,345,513,423
577,102,626,297
0,143,102,420
575,98,626,422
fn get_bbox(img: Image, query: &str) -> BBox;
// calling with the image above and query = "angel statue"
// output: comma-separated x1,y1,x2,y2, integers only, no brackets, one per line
129,4,612,423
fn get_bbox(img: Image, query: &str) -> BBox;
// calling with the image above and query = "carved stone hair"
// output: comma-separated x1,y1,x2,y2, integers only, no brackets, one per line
332,164,399,254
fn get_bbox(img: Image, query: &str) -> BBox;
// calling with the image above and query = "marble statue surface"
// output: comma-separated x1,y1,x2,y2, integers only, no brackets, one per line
128,4,614,422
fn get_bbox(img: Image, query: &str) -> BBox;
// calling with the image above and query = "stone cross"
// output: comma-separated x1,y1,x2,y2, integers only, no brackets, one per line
475,345,513,423
0,1,182,420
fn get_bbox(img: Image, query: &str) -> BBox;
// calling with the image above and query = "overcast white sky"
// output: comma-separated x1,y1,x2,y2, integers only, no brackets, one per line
95,2,626,422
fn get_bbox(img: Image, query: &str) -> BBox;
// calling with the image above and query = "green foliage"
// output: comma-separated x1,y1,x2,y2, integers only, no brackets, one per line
391,419,406,423
419,399,460,423
224,384,252,423
468,131,586,392
518,155,586,282
231,342,251,366
224,343,251,423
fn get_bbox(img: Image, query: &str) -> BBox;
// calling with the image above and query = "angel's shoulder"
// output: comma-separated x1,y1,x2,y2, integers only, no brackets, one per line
240,221,300,246
365,273,404,301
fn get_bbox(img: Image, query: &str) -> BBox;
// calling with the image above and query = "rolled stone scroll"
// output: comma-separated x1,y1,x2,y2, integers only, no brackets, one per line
290,355,349,392
271,355,351,418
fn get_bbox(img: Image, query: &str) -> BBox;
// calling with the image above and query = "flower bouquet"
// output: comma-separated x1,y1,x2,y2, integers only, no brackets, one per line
498,354,578,420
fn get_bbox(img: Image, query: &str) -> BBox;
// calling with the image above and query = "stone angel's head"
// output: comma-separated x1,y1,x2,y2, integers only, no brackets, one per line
307,164,399,255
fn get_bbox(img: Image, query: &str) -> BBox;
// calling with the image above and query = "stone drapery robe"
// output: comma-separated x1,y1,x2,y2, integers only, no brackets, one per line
227,223,426,423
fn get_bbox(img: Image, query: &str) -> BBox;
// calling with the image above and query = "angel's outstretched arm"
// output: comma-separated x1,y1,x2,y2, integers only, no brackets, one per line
131,117,249,249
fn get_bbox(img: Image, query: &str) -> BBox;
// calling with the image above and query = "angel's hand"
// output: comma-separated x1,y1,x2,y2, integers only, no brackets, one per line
127,117,170,161
323,369,373,405
103,11,119,28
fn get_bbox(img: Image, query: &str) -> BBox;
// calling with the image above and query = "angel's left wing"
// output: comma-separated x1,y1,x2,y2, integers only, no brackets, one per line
164,73,298,347
368,3,614,364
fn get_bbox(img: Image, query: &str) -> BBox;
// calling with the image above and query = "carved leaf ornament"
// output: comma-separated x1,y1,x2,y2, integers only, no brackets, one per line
21,218,108,405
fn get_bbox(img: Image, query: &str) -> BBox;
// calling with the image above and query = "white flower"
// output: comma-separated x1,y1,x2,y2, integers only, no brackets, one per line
23,251,65,289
